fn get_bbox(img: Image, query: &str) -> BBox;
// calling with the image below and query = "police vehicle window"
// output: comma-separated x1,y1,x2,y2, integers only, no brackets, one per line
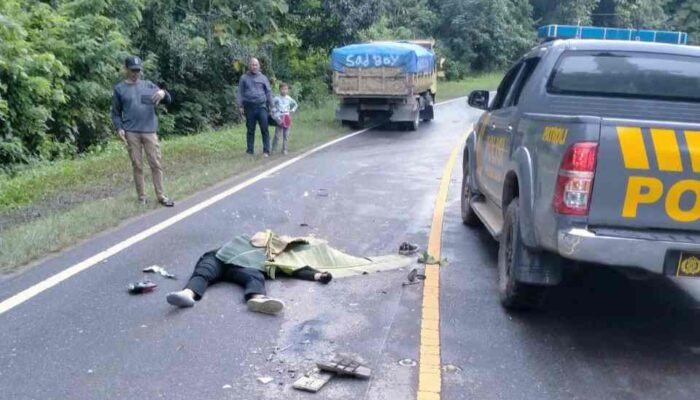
491,62,524,110
509,57,541,107
547,51,700,102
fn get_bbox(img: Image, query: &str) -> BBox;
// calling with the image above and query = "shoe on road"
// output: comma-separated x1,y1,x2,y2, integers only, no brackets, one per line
247,296,284,314
398,242,419,255
167,290,196,307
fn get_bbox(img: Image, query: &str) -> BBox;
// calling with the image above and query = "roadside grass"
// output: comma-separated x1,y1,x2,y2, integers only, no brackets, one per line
437,72,503,101
0,100,344,273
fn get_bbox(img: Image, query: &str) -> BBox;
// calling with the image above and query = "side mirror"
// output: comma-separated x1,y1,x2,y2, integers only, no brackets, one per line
468,90,490,110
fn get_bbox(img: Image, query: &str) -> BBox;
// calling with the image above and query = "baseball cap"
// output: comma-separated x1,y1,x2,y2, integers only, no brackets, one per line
124,56,143,71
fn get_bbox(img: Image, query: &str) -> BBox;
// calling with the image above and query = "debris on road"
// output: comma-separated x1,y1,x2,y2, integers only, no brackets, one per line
293,367,335,393
398,358,417,367
257,376,274,384
417,251,448,266
407,268,426,283
398,242,420,255
143,265,177,279
222,384,232,389
316,189,329,197
317,354,371,379
293,354,372,393
442,364,463,373
127,279,157,294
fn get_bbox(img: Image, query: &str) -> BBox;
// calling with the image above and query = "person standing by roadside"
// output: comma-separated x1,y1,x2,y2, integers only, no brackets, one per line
111,56,175,207
237,57,273,156
271,82,298,155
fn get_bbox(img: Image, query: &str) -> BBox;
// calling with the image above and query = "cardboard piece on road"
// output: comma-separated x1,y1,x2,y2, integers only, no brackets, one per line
292,367,335,393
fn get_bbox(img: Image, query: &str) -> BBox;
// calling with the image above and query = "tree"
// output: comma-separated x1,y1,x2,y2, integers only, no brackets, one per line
434,0,535,77
532,0,601,25
667,0,700,44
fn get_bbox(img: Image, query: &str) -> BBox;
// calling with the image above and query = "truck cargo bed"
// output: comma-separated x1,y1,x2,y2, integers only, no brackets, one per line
333,68,433,97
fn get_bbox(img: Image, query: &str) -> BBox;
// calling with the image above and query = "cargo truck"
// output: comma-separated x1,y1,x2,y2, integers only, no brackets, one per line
331,41,437,130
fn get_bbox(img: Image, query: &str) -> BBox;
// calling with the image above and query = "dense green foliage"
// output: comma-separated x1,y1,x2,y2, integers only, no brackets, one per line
1,0,699,167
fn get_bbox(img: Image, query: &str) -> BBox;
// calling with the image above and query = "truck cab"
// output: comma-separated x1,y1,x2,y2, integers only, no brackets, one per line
462,27,700,310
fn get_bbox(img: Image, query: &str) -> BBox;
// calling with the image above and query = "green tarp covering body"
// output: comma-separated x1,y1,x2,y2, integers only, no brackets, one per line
215,231,411,279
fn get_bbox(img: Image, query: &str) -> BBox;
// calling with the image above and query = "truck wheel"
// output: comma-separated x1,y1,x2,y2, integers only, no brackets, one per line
461,162,480,226
498,199,547,311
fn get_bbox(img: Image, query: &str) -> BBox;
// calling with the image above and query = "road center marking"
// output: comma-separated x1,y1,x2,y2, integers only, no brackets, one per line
417,133,467,400
0,99,467,316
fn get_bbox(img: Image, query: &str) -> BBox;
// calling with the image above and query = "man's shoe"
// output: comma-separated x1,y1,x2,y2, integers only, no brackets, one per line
247,296,284,315
246,150,254,155
166,290,195,307
137,197,148,206
263,152,270,158
158,197,175,207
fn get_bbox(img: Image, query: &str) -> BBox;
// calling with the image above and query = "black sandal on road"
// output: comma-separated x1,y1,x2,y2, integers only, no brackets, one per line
158,197,175,207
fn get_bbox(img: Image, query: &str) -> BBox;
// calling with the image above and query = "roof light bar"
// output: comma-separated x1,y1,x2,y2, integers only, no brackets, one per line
538,25,688,45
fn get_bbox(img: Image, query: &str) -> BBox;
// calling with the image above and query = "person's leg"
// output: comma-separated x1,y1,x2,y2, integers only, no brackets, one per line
272,125,283,154
292,266,332,284
167,251,225,307
125,132,145,201
245,106,256,154
224,266,285,314
258,108,270,155
222,266,267,300
142,133,169,204
282,127,290,154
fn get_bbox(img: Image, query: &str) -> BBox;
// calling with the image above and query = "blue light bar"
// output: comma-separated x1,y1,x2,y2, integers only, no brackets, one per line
538,25,688,45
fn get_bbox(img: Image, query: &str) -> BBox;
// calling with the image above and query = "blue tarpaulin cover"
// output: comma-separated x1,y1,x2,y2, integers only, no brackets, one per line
331,42,435,73
538,25,688,45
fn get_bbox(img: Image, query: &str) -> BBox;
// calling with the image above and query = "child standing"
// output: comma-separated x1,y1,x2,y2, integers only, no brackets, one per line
271,82,298,155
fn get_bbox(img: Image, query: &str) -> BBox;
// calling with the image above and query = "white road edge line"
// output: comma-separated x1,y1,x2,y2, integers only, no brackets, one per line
0,97,466,316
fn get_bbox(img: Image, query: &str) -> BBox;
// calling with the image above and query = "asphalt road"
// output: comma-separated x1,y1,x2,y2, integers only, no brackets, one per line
1,99,699,400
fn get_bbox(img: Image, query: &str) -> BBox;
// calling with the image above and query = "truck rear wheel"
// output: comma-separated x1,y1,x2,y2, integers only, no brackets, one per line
498,199,547,311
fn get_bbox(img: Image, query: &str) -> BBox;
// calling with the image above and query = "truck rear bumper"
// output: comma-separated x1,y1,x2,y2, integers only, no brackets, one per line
557,228,700,274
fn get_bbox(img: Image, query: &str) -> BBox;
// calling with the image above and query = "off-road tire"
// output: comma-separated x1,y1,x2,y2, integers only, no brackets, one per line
498,199,547,310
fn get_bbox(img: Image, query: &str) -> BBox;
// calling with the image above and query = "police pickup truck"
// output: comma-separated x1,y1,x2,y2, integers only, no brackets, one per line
462,25,700,310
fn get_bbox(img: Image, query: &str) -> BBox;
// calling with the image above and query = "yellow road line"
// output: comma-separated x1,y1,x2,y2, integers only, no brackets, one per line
417,133,466,400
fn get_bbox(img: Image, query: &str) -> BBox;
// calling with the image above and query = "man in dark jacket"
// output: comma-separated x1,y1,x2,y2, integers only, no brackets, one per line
111,56,174,207
237,57,273,156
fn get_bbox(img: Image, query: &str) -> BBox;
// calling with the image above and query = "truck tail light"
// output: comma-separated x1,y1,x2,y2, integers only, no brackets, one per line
553,142,598,215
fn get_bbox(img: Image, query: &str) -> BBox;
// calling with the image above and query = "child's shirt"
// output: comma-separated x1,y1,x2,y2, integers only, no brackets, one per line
273,95,298,115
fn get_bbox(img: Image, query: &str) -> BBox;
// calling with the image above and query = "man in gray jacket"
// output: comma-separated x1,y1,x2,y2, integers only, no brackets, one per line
237,57,273,156
111,56,174,207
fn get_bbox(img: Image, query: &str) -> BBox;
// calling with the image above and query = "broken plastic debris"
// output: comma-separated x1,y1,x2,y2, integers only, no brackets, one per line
293,367,334,393
257,376,274,384
316,189,329,197
317,354,371,379
127,280,157,294
143,265,177,279
222,384,232,389
398,358,417,367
